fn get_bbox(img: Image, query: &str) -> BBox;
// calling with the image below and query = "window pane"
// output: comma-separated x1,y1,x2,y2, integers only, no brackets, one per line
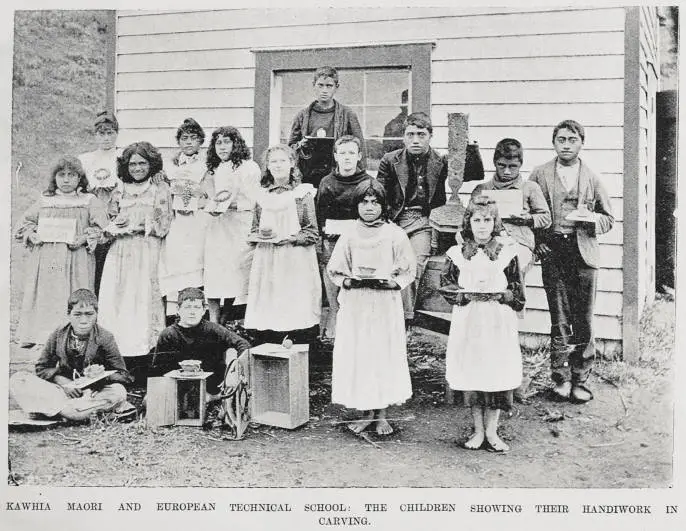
366,71,409,106
365,106,408,140
334,70,364,105
281,72,313,106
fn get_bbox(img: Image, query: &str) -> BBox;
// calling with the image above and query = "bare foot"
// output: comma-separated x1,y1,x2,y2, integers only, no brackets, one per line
461,432,485,450
485,433,510,453
348,411,375,434
375,419,393,436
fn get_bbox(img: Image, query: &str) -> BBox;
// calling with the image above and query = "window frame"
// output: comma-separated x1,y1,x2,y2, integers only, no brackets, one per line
252,43,433,164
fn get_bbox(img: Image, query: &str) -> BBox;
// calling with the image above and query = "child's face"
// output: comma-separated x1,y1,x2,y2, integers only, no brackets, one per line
403,125,432,155
470,210,495,243
177,299,206,328
358,194,382,223
215,135,234,162
95,126,118,151
178,132,202,156
68,302,98,337
334,141,361,175
55,168,81,194
553,127,583,164
267,150,294,182
313,76,338,105
494,157,522,183
128,153,150,181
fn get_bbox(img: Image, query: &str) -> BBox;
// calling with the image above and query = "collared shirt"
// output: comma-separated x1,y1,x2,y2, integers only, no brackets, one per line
66,328,89,375
556,160,580,193
178,152,199,166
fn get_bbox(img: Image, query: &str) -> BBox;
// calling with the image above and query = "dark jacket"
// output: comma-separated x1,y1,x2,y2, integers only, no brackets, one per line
528,158,614,268
35,323,133,386
376,148,448,221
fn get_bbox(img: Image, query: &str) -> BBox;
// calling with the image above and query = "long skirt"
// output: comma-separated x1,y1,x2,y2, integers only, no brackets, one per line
99,234,165,357
204,210,253,304
18,243,94,345
244,242,321,331
332,287,412,410
446,300,522,393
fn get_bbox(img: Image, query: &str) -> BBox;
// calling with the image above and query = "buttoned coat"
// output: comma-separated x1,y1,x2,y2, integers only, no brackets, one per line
529,158,614,268
376,148,448,221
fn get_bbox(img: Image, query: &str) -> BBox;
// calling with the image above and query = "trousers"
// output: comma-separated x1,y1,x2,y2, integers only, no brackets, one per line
10,371,127,421
540,234,597,384
395,210,431,320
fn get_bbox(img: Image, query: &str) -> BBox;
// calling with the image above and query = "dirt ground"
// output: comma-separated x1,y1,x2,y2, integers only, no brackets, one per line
8,309,674,488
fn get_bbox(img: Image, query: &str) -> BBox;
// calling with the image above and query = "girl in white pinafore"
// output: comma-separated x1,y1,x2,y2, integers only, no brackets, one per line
158,118,209,316
203,127,261,323
440,195,524,453
244,145,321,337
327,178,415,436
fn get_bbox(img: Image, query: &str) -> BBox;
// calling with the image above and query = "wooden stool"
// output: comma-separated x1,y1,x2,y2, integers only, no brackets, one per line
250,343,309,429
146,370,213,428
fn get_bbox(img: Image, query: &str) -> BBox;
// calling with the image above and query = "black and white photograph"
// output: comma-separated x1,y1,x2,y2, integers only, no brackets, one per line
1,2,682,529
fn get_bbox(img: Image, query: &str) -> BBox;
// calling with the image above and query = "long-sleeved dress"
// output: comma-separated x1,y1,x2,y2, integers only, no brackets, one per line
327,221,415,410
440,236,524,410
203,159,261,303
15,191,109,345
158,153,209,307
98,180,172,357
244,182,321,331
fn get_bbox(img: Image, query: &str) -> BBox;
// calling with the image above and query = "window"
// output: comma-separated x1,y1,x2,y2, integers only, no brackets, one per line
275,68,410,171
253,43,432,173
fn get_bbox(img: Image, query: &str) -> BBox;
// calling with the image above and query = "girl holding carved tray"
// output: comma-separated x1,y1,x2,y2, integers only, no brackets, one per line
202,126,261,323
327,178,415,436
440,195,524,453
15,156,108,347
158,118,211,317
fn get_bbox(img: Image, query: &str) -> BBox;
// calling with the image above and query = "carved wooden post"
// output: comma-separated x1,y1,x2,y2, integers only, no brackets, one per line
447,113,469,201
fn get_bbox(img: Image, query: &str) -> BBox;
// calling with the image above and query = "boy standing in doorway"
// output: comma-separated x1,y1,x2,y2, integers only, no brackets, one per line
289,66,366,187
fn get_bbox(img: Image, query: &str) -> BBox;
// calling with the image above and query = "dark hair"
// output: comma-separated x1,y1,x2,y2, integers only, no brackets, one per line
552,119,585,143
178,287,206,307
461,195,504,242
44,155,89,196
260,144,302,187
175,118,205,145
94,110,119,132
334,135,362,153
313,66,339,85
351,178,388,221
493,138,523,164
403,112,432,134
67,288,98,313
118,142,164,183
206,126,252,172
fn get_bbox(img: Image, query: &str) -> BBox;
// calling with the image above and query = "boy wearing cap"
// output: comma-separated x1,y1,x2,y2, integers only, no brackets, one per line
289,66,366,188
79,110,122,295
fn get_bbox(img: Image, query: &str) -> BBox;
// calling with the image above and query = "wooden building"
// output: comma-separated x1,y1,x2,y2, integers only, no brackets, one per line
107,7,660,360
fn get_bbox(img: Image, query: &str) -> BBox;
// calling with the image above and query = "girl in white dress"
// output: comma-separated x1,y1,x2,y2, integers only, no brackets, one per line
158,118,209,316
440,195,524,453
98,142,172,382
244,145,321,344
327,178,415,436
203,126,261,323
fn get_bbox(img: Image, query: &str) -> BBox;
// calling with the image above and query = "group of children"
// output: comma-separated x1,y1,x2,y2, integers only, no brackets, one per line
13,98,613,452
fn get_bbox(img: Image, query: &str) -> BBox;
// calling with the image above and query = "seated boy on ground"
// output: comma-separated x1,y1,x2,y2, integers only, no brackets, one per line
10,289,135,422
150,287,252,403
